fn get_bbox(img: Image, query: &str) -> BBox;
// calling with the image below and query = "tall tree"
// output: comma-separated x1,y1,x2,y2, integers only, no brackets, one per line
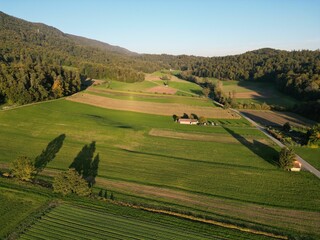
279,147,295,170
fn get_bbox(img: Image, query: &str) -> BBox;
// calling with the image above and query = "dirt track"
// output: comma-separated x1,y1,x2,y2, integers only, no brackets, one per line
67,93,239,119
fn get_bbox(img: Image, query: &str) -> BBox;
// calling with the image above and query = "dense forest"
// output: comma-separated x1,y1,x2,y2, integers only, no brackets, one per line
0,11,319,120
0,11,148,104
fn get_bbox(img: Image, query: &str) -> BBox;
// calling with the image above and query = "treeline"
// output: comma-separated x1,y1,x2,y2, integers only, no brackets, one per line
0,11,148,105
190,49,320,102
142,49,320,102
0,61,81,104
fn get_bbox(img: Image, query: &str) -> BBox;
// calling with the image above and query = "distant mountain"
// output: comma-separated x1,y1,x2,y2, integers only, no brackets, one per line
67,34,137,56
0,11,135,56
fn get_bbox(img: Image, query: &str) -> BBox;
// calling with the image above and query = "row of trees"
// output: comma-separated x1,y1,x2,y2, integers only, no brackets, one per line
9,135,100,197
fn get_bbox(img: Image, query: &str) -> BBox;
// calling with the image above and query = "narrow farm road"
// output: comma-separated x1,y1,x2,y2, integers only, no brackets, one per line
231,108,320,179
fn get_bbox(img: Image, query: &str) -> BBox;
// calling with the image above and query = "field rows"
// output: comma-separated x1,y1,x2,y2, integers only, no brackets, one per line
19,204,264,240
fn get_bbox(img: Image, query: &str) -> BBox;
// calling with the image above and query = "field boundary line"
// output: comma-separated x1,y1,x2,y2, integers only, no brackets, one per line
116,202,288,240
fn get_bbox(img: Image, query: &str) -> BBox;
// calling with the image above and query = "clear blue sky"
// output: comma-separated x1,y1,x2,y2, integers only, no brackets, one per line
1,0,320,56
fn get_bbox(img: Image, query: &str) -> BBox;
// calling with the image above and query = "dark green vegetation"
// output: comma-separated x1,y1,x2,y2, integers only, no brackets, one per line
1,11,319,121
0,179,276,240
1,100,320,239
0,183,48,239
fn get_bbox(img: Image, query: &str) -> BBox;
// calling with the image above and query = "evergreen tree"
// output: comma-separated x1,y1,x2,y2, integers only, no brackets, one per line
279,147,295,170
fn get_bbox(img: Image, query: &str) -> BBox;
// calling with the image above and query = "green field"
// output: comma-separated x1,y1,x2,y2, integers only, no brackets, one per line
0,179,274,240
208,79,298,108
0,185,48,239
294,147,320,171
86,88,214,107
106,80,158,91
99,78,203,96
19,203,273,240
1,99,319,238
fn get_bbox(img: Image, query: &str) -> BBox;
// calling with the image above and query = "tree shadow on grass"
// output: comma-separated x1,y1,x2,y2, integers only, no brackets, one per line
223,127,279,167
69,141,99,186
34,134,66,172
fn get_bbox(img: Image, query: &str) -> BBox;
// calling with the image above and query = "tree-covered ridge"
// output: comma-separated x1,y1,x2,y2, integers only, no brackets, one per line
1,11,319,111
0,11,148,104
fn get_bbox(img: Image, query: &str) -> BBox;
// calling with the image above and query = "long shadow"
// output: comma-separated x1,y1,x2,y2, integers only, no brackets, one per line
223,127,279,166
120,148,274,171
34,134,66,172
81,78,94,90
240,111,279,127
69,141,99,186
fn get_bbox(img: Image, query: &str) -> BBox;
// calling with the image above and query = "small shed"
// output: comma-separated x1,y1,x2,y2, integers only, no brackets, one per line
291,160,302,172
178,119,199,125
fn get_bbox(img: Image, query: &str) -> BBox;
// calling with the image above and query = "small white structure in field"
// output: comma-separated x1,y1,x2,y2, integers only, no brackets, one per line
291,160,302,172
178,119,199,125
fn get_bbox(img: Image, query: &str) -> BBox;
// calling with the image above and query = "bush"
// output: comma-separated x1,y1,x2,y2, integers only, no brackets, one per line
53,169,91,196
11,156,36,182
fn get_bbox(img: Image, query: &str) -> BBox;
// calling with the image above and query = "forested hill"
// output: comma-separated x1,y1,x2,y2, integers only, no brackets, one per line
0,11,149,104
0,11,319,117
66,34,137,56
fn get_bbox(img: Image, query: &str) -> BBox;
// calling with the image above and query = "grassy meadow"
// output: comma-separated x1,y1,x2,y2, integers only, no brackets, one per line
209,79,298,108
0,98,320,238
0,185,48,239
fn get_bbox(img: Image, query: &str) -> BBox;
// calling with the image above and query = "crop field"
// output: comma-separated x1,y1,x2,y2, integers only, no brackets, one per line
19,203,274,240
86,87,214,106
240,110,315,127
0,185,48,239
1,100,320,237
102,76,202,96
67,93,238,118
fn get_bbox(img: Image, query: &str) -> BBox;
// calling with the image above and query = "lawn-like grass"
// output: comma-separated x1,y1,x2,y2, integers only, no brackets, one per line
294,147,320,171
0,185,47,239
1,100,320,238
0,100,318,208
106,80,158,91
155,80,203,96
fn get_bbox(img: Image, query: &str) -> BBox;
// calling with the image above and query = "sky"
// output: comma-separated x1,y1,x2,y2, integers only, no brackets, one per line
1,0,320,56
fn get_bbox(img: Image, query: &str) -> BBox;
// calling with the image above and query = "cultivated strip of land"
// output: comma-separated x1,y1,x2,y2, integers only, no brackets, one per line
67,93,239,118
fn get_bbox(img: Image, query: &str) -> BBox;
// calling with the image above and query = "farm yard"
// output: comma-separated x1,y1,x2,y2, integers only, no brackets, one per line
1,98,320,238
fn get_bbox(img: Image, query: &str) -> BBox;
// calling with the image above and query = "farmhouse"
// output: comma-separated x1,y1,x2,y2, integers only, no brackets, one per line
178,119,199,125
291,160,302,172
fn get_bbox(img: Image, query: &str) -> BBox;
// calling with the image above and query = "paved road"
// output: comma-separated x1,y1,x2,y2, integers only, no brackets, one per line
231,108,320,179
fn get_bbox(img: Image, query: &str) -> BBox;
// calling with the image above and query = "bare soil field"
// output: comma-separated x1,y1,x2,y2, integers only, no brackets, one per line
146,85,177,94
240,110,315,127
149,128,269,144
67,93,239,118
